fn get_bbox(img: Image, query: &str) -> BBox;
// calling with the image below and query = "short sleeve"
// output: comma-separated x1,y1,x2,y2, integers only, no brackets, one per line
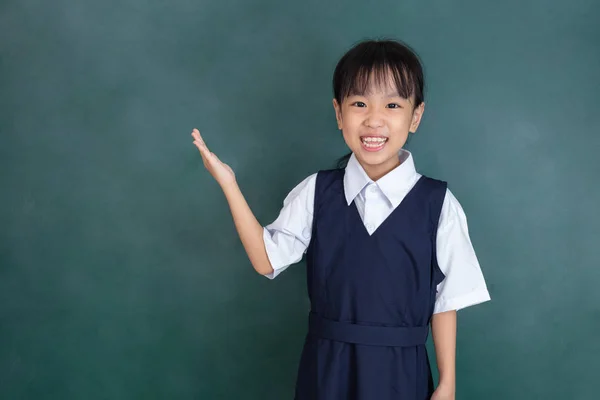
262,173,317,279
434,189,491,313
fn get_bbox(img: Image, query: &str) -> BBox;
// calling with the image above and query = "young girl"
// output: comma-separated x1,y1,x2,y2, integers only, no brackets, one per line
192,39,490,400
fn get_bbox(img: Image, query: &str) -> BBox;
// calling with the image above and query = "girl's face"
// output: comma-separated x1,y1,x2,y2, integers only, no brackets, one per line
333,74,425,181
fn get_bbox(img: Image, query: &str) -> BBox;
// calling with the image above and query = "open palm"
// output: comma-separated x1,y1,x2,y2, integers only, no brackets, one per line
191,129,235,186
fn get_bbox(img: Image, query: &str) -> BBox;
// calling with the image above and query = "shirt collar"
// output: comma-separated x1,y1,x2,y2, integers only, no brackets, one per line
343,149,418,208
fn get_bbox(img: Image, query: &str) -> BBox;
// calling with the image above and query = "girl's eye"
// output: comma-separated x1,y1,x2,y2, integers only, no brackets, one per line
387,103,401,109
352,101,366,107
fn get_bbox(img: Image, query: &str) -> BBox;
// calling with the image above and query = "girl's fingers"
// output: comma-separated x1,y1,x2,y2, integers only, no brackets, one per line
193,140,221,173
192,134,205,148
191,129,224,171
192,139,201,151
193,140,211,158
191,128,204,145
192,130,213,156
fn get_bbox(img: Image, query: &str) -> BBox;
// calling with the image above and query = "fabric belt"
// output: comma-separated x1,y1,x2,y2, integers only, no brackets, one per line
308,313,428,347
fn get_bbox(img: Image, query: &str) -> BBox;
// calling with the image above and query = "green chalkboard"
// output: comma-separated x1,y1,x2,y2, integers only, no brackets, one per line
1,0,599,398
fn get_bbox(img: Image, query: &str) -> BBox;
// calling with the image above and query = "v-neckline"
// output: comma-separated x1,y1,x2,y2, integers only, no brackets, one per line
349,175,426,237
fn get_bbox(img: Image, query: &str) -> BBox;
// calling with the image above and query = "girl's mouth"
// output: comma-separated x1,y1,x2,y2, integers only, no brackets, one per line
360,136,388,152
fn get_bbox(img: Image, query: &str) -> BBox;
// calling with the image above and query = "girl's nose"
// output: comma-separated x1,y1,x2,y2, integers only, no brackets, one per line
365,112,384,128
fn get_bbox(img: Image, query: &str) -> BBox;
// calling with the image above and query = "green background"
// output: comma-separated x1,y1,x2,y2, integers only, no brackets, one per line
1,0,599,398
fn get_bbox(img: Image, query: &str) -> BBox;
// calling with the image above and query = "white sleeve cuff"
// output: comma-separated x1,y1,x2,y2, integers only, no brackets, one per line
434,288,491,314
262,227,288,280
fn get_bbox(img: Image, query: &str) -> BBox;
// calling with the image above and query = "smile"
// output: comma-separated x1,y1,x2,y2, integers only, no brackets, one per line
360,136,388,151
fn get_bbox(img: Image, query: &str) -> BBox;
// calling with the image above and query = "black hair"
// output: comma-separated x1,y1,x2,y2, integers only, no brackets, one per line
333,38,425,169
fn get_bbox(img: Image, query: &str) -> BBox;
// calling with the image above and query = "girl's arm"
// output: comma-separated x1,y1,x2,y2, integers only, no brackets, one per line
221,181,274,276
431,310,457,398
192,129,274,276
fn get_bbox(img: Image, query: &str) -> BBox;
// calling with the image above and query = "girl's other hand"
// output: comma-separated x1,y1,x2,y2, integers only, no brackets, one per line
430,384,455,400
191,128,236,187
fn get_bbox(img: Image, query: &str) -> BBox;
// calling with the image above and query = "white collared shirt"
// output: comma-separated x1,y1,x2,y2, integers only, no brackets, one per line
262,150,491,314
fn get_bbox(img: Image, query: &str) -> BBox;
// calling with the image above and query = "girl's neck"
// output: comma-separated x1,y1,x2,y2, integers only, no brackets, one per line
360,156,402,182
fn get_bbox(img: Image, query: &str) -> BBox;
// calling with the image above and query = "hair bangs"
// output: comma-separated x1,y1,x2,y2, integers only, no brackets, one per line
333,40,424,107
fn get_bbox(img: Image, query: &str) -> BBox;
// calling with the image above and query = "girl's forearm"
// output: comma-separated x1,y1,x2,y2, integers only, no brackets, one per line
431,310,457,390
220,181,274,276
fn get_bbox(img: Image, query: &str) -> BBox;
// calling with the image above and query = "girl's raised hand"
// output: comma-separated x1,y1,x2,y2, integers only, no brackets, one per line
191,129,236,187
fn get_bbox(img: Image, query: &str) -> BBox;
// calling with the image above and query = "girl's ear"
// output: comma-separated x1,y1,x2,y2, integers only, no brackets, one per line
409,102,425,133
332,98,343,130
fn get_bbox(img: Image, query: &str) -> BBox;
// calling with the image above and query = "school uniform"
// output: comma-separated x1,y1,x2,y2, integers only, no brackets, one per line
263,149,490,399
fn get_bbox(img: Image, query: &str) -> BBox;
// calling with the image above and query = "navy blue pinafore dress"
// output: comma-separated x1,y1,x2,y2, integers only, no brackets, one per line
294,168,447,400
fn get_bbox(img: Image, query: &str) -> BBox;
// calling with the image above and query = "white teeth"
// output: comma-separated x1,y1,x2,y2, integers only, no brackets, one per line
362,137,387,142
361,137,387,147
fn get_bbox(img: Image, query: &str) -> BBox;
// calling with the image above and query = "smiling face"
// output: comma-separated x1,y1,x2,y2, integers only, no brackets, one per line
333,70,425,181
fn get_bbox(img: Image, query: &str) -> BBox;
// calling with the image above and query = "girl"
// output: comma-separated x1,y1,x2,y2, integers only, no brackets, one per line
192,39,490,400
